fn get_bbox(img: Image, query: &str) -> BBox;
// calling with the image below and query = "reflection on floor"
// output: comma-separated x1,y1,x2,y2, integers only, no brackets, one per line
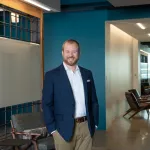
92,111,150,150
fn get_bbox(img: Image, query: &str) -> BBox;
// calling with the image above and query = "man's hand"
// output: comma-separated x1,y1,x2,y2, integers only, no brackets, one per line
51,130,56,135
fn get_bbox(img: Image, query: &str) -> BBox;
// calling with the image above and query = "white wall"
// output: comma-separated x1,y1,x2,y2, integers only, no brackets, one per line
105,23,140,128
0,38,41,108
132,39,141,92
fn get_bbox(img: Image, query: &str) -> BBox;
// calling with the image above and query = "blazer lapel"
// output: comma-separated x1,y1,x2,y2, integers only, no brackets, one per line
59,64,88,105
79,67,88,106
59,64,74,100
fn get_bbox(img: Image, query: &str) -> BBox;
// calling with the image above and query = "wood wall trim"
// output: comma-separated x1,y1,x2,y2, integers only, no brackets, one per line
0,0,42,18
40,11,44,86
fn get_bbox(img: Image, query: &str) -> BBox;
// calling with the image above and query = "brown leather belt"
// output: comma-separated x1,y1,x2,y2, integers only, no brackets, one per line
75,116,87,123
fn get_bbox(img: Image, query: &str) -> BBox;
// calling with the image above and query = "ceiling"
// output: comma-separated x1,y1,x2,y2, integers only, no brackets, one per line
39,0,150,7
22,0,60,12
108,0,150,7
37,0,60,11
109,18,150,42
22,0,150,12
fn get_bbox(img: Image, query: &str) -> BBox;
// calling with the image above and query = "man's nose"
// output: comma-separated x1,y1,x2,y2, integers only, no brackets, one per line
69,52,73,57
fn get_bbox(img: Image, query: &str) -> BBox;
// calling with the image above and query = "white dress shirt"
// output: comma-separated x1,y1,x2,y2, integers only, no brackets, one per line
63,62,86,118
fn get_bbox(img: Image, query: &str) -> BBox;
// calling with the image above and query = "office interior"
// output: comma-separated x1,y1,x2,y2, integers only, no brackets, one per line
1,0,150,150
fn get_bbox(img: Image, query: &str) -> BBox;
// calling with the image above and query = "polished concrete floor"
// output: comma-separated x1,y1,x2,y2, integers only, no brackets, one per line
1,111,150,150
92,111,150,150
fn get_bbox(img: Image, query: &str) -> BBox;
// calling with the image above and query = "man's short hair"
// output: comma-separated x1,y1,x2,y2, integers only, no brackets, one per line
62,39,80,52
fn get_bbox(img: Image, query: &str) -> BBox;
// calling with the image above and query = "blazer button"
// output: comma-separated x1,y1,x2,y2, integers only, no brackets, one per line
72,114,74,118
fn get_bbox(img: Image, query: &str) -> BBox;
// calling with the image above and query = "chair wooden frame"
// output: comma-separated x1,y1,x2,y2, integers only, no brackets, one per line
123,92,150,119
128,89,150,103
10,120,41,150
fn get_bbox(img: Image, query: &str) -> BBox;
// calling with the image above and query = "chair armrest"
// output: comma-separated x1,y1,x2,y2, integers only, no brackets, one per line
14,131,41,136
139,97,148,100
11,130,41,140
139,103,150,107
139,99,150,103
141,95,150,98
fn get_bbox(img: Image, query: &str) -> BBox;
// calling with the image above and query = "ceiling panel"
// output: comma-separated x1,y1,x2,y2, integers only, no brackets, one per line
38,0,60,11
108,0,150,7
108,18,150,42
22,0,60,12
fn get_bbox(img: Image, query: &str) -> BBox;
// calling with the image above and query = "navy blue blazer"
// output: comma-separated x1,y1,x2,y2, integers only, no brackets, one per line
42,64,99,141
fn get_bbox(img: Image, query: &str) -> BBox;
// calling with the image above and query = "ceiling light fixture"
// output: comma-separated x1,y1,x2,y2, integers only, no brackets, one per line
148,33,150,37
23,0,51,11
136,23,146,30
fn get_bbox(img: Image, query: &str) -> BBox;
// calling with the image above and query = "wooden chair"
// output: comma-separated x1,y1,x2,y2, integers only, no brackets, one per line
128,89,150,103
11,112,55,150
123,92,150,119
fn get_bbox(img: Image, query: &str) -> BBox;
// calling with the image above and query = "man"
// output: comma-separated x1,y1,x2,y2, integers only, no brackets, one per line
42,39,99,150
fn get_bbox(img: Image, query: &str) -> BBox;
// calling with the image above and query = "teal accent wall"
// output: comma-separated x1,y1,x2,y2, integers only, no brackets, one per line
44,10,107,130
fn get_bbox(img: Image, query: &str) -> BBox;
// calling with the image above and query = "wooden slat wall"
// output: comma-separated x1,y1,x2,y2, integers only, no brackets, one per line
0,0,42,18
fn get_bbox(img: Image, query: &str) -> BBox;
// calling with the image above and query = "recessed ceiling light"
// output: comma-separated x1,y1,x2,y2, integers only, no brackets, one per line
148,33,150,37
136,23,146,30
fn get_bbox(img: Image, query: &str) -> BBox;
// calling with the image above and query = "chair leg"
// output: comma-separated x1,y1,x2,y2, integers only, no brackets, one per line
22,143,33,150
129,110,140,119
146,109,149,115
123,108,132,117
32,140,38,150
14,146,19,150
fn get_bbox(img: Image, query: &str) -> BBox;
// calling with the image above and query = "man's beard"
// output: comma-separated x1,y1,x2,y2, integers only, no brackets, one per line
63,57,79,66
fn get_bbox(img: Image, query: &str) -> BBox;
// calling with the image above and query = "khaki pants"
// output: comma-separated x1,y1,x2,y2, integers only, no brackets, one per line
53,121,92,150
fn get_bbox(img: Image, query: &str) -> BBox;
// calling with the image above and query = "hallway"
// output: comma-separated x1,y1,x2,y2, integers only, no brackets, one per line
93,111,150,150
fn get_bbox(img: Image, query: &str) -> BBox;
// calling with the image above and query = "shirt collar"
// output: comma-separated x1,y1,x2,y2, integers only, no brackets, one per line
63,62,79,72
